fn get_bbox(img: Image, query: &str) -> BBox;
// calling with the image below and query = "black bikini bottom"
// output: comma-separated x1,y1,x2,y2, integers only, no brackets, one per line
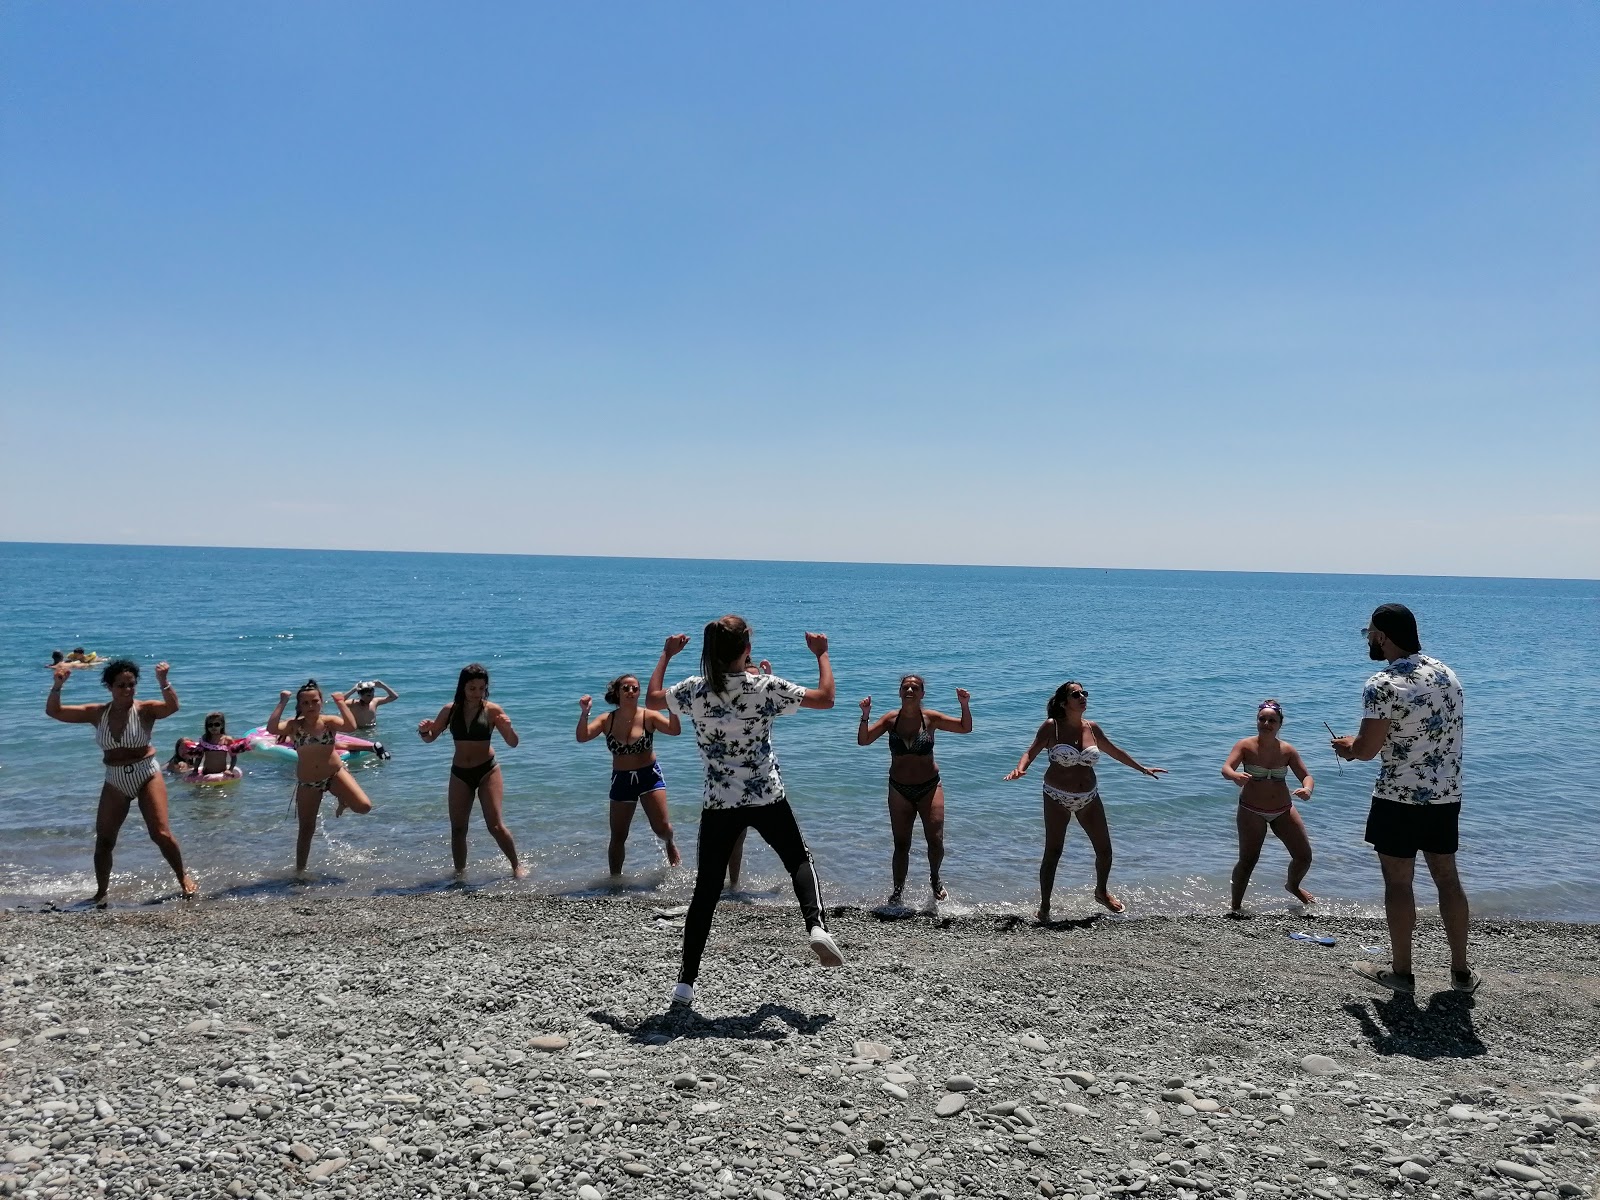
450,758,499,790
889,773,940,804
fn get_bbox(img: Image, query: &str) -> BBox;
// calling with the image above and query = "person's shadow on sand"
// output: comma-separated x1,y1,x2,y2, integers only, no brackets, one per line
590,1003,834,1045
1342,991,1485,1059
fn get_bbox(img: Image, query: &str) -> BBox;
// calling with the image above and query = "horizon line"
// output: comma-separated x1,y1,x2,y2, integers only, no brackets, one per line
2,539,1594,585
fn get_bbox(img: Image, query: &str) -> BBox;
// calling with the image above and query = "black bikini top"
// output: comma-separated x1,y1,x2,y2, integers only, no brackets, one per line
450,703,493,742
888,716,935,757
605,716,653,756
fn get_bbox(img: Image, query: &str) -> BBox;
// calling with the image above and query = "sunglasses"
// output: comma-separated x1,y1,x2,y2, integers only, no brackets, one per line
205,721,224,729
1068,690,1088,701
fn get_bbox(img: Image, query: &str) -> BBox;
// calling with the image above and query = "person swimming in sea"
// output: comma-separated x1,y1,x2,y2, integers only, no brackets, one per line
1221,699,1315,915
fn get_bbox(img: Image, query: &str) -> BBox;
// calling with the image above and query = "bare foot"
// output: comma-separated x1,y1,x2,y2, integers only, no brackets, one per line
180,874,199,899
665,842,682,868
932,881,949,902
1226,908,1250,920
512,864,529,880
1288,884,1315,905
1095,890,1126,914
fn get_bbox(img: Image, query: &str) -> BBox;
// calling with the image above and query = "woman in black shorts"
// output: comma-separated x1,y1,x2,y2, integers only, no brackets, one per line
577,674,682,874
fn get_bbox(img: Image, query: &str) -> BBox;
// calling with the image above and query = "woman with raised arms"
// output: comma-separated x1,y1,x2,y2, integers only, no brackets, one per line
46,659,198,905
418,663,525,879
267,680,375,876
1221,698,1315,915
648,616,840,1009
577,673,682,875
857,675,972,906
1004,680,1165,919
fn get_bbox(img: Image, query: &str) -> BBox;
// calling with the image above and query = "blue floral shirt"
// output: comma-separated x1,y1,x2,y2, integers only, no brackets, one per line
1362,654,1464,806
665,674,808,809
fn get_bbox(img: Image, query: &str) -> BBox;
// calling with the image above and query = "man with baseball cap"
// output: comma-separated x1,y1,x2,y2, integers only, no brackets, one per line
1332,603,1478,995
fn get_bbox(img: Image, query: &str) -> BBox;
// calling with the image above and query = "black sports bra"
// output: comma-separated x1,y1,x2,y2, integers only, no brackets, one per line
450,703,493,742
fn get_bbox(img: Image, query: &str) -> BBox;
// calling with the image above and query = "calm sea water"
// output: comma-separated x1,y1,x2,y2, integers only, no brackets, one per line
1,543,1596,920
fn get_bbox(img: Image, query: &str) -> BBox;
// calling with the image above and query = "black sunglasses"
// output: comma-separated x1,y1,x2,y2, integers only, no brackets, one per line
1069,690,1088,700
205,721,224,728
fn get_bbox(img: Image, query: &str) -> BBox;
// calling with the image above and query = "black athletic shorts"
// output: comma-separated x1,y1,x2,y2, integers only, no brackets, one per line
1364,798,1461,858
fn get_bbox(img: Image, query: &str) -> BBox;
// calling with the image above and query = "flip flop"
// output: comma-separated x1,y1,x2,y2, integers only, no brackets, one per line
1288,931,1336,946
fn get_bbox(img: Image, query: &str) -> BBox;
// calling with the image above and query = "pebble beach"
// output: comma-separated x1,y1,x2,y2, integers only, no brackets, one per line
3,894,1597,1200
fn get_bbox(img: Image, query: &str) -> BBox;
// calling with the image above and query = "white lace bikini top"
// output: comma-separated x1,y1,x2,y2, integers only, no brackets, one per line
1047,741,1100,768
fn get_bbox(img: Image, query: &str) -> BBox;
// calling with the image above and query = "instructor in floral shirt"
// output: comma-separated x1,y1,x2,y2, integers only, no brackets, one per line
1333,603,1478,995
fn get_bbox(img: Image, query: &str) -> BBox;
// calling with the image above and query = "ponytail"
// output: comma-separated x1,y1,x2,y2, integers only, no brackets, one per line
701,615,751,697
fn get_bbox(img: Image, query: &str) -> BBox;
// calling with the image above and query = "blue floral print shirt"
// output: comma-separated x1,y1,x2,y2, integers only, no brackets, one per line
665,674,808,808
1362,654,1464,806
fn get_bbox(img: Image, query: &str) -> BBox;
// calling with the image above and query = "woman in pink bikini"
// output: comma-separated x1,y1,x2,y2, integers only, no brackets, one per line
1221,699,1315,915
1004,680,1165,920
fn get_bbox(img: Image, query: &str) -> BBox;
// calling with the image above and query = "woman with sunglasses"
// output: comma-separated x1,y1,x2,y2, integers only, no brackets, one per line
267,680,375,875
175,712,247,782
1221,699,1315,915
1004,680,1165,919
577,674,683,875
45,658,198,905
418,663,525,878
858,675,972,906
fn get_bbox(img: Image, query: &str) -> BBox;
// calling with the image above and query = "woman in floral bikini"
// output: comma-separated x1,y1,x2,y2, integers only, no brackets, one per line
647,615,840,1008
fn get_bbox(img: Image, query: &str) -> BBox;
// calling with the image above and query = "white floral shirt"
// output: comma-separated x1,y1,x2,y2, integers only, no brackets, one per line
665,674,808,809
1362,654,1464,806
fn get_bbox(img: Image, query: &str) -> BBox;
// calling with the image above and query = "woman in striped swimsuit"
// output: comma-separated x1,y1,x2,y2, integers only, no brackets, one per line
1005,680,1165,920
45,658,198,906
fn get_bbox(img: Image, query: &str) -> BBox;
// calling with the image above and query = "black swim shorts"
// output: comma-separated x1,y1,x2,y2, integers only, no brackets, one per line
1364,798,1461,858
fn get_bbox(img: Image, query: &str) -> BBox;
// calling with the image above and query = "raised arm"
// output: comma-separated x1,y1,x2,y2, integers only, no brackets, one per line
329,692,359,734
646,634,690,710
417,704,453,743
1003,721,1053,780
44,664,100,723
646,707,681,736
1285,743,1314,800
857,697,892,745
144,662,180,720
575,696,611,743
266,690,292,736
1092,722,1166,779
927,688,973,735
490,703,519,749
373,681,399,707
1222,739,1251,786
798,632,834,710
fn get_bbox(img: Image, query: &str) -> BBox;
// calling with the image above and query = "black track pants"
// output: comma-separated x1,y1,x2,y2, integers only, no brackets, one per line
679,799,826,985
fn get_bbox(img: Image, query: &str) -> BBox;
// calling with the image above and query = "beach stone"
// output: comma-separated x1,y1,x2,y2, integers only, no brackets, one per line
1019,1033,1051,1053
1300,1055,1342,1077
1062,1102,1096,1118
176,1076,197,1091
672,1073,698,1090
622,1162,649,1176
935,1094,967,1117
1191,1099,1221,1113
4,1145,43,1165
528,1035,569,1052
94,1098,114,1118
855,1041,893,1061
1558,1104,1600,1127
1163,1089,1199,1105
988,1101,1020,1116
289,1143,316,1163
1399,1162,1431,1182
223,1102,249,1118
945,1075,976,1092
1064,1070,1097,1087
882,1082,909,1100
307,1158,347,1180
1494,1162,1547,1183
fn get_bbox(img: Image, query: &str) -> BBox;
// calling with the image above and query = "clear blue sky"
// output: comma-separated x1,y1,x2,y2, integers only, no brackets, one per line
2,2,1596,577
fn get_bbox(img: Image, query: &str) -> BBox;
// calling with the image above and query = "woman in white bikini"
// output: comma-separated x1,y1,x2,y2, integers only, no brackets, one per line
45,658,198,905
1004,680,1165,919
1221,699,1315,915
577,673,682,876
267,679,375,875
858,675,972,906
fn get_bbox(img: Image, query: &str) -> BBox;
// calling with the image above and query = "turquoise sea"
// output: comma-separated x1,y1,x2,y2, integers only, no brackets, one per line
1,543,1596,920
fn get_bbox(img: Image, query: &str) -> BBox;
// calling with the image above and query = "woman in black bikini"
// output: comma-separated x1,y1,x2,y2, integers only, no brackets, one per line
418,663,525,879
858,675,972,905
577,674,683,875
267,680,375,876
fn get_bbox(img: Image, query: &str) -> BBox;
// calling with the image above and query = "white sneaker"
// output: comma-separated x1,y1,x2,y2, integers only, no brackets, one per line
808,926,844,967
671,982,695,1007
